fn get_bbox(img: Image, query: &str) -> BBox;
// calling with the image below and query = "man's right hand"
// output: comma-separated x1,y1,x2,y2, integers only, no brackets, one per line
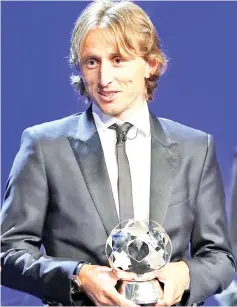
78,264,138,306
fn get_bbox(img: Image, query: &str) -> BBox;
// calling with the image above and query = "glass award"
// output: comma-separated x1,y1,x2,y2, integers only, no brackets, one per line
105,219,172,304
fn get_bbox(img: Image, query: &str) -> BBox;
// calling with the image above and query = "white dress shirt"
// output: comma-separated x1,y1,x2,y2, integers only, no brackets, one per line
92,103,151,222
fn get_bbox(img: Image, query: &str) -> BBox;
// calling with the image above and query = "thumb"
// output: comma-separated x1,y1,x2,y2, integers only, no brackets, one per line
155,266,168,281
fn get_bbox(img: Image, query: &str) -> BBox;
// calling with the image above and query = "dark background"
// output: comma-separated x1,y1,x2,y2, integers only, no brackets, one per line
1,1,237,305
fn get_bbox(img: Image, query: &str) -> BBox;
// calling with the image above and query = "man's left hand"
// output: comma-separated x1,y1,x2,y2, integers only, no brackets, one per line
153,261,190,306
118,261,190,306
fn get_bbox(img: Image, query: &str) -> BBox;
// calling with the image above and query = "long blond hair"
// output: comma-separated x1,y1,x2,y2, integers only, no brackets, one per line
69,0,167,101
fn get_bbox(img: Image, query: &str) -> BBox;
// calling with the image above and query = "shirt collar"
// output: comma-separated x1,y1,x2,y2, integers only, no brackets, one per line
92,102,150,137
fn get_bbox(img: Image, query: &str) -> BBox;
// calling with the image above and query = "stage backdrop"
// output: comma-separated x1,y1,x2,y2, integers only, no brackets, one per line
2,1,237,305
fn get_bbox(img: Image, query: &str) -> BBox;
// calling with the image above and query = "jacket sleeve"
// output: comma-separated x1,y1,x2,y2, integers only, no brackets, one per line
1,128,78,305
184,134,236,305
230,149,237,261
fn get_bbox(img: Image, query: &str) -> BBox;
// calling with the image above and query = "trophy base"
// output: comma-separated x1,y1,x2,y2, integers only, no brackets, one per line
125,280,160,305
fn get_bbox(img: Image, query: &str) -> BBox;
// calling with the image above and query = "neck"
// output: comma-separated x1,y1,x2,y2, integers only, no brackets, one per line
116,102,148,122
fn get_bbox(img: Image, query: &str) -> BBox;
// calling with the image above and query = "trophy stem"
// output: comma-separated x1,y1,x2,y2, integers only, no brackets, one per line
124,280,160,305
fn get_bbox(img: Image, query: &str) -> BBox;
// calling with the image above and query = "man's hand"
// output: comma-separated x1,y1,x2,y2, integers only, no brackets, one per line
140,261,190,306
154,261,190,306
78,264,139,306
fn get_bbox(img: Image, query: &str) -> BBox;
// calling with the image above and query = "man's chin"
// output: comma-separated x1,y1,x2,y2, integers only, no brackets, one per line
95,102,123,117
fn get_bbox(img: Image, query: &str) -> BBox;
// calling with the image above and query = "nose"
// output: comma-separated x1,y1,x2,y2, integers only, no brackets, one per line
98,61,113,88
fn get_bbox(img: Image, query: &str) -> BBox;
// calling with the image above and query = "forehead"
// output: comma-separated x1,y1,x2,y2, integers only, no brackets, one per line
81,30,114,55
80,28,133,59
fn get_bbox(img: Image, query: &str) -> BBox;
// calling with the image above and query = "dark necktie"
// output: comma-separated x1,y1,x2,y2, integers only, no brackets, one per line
110,123,134,222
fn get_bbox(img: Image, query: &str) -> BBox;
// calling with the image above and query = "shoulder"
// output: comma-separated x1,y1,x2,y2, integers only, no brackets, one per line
22,113,80,141
157,118,219,179
157,117,215,158
158,117,211,145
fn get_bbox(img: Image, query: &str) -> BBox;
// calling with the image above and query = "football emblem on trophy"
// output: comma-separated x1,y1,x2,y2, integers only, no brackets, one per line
105,220,172,304
105,219,172,276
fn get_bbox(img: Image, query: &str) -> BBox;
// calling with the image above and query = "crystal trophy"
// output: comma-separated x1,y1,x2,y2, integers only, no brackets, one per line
105,219,172,304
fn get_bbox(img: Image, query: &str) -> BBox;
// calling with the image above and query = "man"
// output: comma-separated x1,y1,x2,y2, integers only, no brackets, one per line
1,1,235,306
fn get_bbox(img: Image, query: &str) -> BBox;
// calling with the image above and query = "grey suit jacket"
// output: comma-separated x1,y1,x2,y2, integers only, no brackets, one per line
1,106,235,306
230,148,237,261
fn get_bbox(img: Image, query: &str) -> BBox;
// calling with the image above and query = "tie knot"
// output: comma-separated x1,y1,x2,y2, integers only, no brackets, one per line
109,123,133,144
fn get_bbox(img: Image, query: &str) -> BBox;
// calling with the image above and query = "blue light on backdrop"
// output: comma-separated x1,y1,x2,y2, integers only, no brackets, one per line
1,1,237,305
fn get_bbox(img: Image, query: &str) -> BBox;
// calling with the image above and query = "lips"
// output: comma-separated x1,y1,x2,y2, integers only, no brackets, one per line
98,90,120,101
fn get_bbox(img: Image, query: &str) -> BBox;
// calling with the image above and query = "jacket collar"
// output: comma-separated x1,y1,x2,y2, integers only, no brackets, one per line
75,104,177,147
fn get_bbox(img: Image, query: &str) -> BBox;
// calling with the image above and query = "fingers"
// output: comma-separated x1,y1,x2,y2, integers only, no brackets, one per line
154,267,167,281
87,285,129,306
117,280,127,295
113,269,138,281
109,287,139,307
82,266,138,306
156,281,180,306
153,262,190,306
159,282,174,306
156,296,181,307
138,268,166,282
138,271,157,281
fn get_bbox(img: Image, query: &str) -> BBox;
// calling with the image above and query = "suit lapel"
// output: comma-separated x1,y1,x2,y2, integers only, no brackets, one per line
149,113,179,226
68,106,178,232
68,106,119,236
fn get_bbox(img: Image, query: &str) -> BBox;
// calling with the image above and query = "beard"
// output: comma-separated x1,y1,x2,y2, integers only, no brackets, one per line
92,92,144,119
97,103,126,117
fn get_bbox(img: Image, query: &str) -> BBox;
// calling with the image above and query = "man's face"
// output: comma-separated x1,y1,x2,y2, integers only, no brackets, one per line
79,28,154,120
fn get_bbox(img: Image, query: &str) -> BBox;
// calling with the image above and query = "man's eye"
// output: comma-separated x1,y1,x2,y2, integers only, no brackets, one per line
86,59,97,67
114,57,125,64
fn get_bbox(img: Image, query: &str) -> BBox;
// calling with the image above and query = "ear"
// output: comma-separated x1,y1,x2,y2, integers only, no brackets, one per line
145,58,158,78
